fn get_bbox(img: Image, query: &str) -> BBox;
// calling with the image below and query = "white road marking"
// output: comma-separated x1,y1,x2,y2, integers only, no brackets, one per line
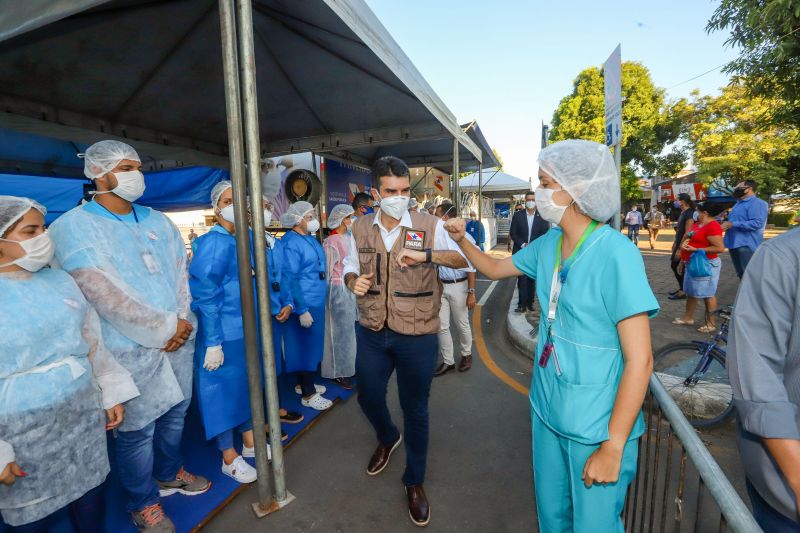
478,280,499,307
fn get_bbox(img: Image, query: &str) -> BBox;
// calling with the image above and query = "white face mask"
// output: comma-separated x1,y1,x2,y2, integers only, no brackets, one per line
0,232,55,272
525,200,536,210
306,219,320,234
219,205,236,223
263,209,273,227
102,170,146,202
378,194,410,220
534,187,571,225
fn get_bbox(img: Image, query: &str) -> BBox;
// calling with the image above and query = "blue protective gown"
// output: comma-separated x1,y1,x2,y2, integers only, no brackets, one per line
49,200,195,432
189,226,291,440
0,269,138,526
281,230,326,373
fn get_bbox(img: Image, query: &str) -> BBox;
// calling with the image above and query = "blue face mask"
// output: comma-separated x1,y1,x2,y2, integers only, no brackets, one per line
692,211,699,222
673,200,680,208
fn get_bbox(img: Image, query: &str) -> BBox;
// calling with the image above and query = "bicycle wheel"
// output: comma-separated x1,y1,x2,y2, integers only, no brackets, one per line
653,342,734,428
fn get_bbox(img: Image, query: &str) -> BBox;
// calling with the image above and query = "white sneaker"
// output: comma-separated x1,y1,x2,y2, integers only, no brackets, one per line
242,444,271,460
294,384,327,395
221,456,257,484
301,393,333,411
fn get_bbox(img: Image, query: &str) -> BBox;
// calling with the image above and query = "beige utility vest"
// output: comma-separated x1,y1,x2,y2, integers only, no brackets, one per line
352,211,443,335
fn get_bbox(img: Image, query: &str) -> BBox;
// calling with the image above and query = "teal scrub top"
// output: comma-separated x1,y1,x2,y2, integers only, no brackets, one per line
512,224,659,445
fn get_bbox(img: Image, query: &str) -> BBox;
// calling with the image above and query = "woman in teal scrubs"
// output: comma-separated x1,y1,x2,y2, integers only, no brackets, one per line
444,140,658,532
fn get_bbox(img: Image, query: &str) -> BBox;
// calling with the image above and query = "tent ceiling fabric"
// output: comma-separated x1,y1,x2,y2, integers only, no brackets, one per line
0,0,480,167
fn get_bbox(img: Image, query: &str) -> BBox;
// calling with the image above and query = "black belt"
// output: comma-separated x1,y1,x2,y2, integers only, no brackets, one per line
393,291,434,298
440,277,467,284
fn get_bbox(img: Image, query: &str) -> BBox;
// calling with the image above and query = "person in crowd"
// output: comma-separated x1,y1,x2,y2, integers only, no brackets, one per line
466,210,486,251
728,228,800,532
444,140,657,532
424,202,436,216
321,204,357,390
343,156,468,526
668,193,695,301
352,192,374,219
624,205,643,245
280,202,333,411
187,228,197,243
509,191,549,313
48,140,209,533
672,202,725,333
721,179,769,279
432,202,477,376
644,205,665,250
0,196,139,532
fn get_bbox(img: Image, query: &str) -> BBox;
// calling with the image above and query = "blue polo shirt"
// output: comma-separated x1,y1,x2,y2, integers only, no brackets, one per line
724,195,769,251
512,224,659,445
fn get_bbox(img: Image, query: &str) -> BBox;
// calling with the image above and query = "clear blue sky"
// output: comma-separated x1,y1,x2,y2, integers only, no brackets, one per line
365,0,739,181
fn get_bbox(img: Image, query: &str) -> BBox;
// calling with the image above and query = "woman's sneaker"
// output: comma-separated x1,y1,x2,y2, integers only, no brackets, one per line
242,443,271,460
301,393,333,411
157,467,211,497
221,456,257,484
132,503,175,533
294,384,326,395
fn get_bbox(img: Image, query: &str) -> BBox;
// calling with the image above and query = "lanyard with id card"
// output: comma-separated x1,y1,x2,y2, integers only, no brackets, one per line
96,202,161,275
539,221,599,375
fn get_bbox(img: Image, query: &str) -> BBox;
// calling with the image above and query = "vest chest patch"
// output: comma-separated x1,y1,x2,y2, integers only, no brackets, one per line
403,229,426,250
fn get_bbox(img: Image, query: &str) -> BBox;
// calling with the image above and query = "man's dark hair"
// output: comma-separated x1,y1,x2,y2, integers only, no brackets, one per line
352,192,372,210
743,179,757,192
436,202,455,218
677,193,695,208
372,156,410,188
697,201,726,218
525,190,535,199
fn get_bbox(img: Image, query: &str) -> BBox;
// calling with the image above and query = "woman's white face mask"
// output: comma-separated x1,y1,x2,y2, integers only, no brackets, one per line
0,232,55,272
534,186,572,225
219,204,236,223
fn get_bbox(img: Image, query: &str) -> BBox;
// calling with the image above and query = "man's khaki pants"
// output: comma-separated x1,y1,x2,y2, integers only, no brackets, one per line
438,280,473,366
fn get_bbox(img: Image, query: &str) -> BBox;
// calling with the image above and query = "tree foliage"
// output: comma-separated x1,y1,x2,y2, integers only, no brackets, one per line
549,62,686,201
491,147,504,171
685,82,800,196
708,0,800,127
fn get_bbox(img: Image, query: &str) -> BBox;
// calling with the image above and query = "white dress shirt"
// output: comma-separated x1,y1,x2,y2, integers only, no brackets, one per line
342,209,468,277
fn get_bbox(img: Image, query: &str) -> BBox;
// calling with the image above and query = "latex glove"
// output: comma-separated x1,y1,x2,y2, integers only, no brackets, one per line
204,346,224,371
299,312,314,328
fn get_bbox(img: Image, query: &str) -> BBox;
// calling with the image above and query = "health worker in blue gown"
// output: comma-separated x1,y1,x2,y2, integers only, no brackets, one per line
280,202,333,411
48,141,209,533
0,196,139,533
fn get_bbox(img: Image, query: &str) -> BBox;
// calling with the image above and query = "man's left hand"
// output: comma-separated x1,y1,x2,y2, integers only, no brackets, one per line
275,305,292,322
105,404,125,431
721,221,733,231
467,293,477,310
396,249,426,268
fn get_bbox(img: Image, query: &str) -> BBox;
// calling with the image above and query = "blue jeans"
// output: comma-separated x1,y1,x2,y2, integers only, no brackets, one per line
114,398,190,513
215,419,254,451
627,224,640,243
729,246,756,279
4,483,105,533
746,478,800,532
356,328,438,486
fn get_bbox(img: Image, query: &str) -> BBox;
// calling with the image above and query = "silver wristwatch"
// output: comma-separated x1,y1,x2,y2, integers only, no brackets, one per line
467,288,476,294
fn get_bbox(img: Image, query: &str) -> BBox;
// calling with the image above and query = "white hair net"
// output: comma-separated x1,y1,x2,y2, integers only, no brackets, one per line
0,196,46,237
80,140,141,180
537,139,620,222
327,204,354,229
280,201,314,227
210,180,233,208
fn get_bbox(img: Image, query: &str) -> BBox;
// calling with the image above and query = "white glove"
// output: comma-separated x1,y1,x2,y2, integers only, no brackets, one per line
299,312,314,328
204,346,224,371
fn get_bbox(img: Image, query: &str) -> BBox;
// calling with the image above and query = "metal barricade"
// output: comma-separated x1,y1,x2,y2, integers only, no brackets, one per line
623,376,762,533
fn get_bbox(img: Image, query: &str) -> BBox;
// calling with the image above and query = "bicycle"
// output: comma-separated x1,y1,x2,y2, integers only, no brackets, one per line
653,307,734,428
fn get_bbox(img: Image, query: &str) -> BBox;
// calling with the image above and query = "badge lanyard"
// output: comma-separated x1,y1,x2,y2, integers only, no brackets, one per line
96,202,161,275
539,221,599,374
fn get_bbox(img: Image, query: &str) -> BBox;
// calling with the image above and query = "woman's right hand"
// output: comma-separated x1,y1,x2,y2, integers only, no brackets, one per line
677,262,685,275
0,462,25,485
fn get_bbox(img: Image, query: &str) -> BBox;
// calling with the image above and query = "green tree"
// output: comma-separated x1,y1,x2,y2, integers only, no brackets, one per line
491,147,504,171
549,62,687,201
708,0,800,127
685,82,800,196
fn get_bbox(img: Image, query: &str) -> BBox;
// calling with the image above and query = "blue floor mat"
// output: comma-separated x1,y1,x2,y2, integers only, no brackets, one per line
0,374,354,533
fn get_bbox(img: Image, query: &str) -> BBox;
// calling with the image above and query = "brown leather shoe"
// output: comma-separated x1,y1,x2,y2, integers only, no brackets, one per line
433,363,455,377
458,355,472,372
406,485,430,527
366,434,402,476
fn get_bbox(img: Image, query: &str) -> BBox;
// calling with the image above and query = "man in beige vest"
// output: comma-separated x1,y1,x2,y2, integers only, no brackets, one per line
343,156,468,527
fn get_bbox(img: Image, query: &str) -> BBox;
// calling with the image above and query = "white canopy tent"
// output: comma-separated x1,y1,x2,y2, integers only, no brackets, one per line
459,169,531,195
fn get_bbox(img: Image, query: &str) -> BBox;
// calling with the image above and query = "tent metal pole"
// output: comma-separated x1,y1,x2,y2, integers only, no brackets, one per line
219,0,280,517
235,0,292,513
452,138,459,213
478,164,483,222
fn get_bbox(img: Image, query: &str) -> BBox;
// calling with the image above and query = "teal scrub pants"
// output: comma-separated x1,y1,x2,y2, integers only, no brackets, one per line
532,412,638,533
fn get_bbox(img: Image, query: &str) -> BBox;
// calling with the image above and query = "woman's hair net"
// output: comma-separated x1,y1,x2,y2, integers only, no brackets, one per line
0,196,46,237
80,140,141,180
327,204,354,229
210,180,233,208
537,139,620,222
279,201,315,227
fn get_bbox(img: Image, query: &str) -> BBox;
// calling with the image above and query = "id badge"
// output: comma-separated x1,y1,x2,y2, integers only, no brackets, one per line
142,252,160,274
